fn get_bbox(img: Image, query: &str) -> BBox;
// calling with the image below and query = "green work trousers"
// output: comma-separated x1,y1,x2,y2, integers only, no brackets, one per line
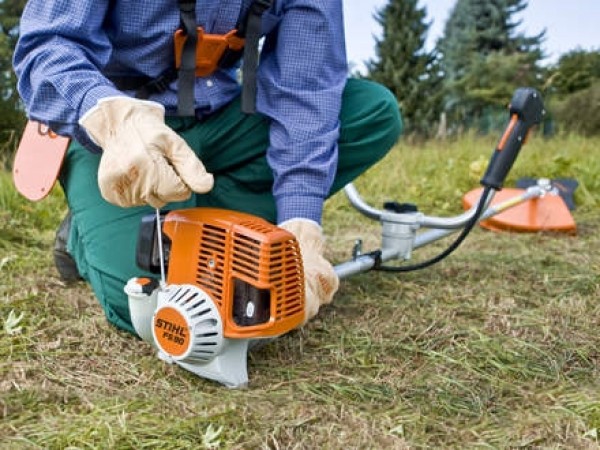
59,78,403,334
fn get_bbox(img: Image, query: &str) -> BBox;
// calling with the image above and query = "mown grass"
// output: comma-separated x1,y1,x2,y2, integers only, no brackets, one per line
1,132,599,449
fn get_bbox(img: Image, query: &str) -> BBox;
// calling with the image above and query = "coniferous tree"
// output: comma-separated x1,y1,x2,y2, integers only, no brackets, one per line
438,0,545,132
366,0,442,137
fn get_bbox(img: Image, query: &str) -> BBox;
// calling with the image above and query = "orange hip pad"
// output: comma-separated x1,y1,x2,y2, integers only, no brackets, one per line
12,121,70,201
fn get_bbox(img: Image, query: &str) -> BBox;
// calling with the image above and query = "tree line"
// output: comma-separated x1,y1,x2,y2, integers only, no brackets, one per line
0,0,599,160
367,0,600,138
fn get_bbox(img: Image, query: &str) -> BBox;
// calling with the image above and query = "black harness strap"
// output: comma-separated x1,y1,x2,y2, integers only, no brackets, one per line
113,69,178,101
177,0,198,116
240,0,272,114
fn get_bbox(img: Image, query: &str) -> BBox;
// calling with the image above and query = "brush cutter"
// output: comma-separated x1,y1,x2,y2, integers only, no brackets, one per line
122,88,561,388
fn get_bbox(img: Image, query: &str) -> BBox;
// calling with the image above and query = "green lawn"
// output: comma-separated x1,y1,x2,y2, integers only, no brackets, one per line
1,133,599,449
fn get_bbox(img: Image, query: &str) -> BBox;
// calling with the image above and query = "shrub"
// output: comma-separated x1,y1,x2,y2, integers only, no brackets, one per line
552,81,600,136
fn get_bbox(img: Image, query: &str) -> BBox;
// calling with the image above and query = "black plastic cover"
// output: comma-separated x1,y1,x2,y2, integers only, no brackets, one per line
136,211,171,274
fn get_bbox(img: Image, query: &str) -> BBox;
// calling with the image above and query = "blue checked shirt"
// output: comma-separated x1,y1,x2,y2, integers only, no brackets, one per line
13,0,348,224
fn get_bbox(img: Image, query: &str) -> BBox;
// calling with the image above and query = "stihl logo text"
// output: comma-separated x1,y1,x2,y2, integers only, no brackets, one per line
155,318,187,345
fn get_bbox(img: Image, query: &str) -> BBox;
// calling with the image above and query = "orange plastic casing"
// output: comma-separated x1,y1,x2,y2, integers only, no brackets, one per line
162,208,305,338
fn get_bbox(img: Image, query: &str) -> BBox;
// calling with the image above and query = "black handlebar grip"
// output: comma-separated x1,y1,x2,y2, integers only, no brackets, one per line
481,88,545,190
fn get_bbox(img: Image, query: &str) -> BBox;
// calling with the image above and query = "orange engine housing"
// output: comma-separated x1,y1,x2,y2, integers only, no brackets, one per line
162,208,305,338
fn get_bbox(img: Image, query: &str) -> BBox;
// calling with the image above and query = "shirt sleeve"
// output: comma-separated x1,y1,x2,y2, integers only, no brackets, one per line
13,1,124,148
256,0,348,224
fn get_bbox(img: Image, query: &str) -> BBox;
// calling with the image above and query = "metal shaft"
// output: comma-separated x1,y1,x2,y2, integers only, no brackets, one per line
334,186,546,280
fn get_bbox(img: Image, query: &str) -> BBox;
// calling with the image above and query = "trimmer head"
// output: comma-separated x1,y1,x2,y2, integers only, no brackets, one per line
462,184,577,234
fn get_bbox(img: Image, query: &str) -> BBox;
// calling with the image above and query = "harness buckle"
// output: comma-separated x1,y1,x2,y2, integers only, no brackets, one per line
174,27,245,78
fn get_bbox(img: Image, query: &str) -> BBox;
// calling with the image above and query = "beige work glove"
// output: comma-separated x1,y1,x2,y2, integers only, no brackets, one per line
280,219,339,323
79,96,213,208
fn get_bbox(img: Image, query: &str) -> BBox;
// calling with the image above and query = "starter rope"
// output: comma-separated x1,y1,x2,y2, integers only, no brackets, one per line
155,208,167,288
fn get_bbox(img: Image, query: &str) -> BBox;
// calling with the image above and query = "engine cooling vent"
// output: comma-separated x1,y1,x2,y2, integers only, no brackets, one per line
195,223,227,308
230,230,303,318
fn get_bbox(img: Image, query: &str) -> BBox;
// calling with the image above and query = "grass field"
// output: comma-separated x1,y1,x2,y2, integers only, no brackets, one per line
1,132,599,449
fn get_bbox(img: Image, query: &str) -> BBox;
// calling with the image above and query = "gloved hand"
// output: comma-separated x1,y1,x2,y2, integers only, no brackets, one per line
280,219,339,323
79,96,213,208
